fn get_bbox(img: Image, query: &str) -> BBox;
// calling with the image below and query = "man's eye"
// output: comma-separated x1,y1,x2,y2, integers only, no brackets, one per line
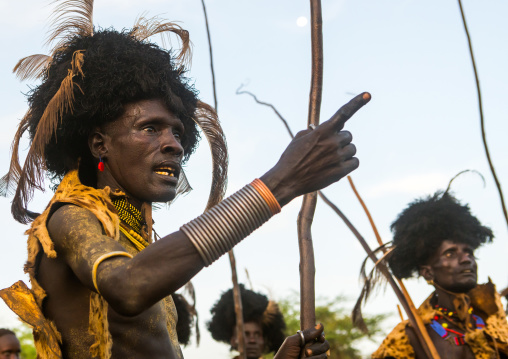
143,126,156,133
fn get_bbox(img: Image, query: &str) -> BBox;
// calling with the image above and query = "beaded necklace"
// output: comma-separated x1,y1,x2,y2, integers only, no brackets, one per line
430,305,485,346
434,304,474,321
112,197,144,234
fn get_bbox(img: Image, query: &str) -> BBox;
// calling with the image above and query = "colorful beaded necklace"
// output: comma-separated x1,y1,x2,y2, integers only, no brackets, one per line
430,306,485,346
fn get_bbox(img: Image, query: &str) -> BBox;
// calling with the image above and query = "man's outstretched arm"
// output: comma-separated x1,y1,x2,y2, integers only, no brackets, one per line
48,92,371,317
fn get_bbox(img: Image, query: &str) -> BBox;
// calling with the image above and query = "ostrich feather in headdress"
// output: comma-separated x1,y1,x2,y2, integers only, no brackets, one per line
194,101,228,210
13,55,53,82
131,15,192,68
46,0,94,50
352,244,393,333
4,49,85,223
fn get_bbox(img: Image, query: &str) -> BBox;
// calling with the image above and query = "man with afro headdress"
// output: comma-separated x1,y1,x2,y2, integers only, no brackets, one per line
373,193,508,359
0,1,368,358
208,285,287,359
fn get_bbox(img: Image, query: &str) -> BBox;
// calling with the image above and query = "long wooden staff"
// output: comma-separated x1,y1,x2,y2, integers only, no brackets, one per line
347,176,440,359
200,2,246,357
298,0,323,330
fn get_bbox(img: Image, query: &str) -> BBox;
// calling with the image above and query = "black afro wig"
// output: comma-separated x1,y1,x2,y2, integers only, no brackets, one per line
26,28,200,187
172,294,193,346
388,192,493,279
207,285,286,354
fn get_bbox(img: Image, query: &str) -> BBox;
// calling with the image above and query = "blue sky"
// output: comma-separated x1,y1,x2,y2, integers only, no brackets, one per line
1,0,508,357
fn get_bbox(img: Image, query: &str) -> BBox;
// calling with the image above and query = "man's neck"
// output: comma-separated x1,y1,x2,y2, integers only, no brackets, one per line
433,285,472,322
434,286,461,310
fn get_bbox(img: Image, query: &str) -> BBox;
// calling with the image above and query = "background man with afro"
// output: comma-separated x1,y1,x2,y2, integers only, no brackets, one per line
373,193,508,359
208,285,286,359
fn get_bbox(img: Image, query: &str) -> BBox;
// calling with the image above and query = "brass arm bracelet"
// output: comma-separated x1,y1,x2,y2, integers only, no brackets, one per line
181,180,279,266
92,251,133,294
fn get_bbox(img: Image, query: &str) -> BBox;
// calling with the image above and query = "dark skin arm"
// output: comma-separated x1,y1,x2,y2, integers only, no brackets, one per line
48,205,203,316
48,93,371,317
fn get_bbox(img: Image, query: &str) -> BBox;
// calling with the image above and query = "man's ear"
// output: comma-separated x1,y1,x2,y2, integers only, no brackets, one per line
88,129,108,159
419,265,434,282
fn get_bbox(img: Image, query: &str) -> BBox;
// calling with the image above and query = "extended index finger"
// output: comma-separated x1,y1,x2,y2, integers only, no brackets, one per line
323,92,371,131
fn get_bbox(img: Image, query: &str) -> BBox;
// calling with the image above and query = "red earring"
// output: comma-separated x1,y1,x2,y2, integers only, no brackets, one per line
98,155,105,172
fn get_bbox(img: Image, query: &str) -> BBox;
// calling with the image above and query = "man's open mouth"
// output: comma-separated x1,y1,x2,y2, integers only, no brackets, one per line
461,269,474,274
154,166,177,177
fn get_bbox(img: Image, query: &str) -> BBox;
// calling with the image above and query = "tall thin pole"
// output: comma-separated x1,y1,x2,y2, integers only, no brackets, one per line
298,0,323,330
457,0,508,232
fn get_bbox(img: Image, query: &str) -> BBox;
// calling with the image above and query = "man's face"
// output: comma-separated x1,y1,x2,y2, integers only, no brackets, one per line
0,334,21,359
230,321,265,359
100,99,185,204
421,240,478,293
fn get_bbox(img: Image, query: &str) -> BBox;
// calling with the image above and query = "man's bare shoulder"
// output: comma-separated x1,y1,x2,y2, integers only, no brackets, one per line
47,204,108,251
46,203,128,290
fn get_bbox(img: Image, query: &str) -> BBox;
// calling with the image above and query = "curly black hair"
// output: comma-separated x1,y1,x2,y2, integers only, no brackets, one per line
388,192,494,279
26,28,200,187
0,329,16,338
172,294,193,346
207,285,286,354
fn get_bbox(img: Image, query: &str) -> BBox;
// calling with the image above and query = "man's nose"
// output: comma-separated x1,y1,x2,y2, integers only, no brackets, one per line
160,131,184,157
459,251,474,264
246,333,256,343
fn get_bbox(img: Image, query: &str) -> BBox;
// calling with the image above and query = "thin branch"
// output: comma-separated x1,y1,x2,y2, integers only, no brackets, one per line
236,84,294,138
245,268,254,291
200,0,218,111
200,1,244,357
457,0,508,232
443,169,485,196
298,0,324,330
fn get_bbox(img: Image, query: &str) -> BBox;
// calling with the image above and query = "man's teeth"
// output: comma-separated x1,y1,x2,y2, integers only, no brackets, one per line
155,167,175,176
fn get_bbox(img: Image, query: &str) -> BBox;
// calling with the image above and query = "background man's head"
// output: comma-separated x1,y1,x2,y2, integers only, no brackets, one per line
208,285,286,359
388,192,493,293
0,329,20,359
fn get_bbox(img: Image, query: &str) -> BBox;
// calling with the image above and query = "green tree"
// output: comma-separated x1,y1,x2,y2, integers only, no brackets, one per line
12,323,36,359
266,295,386,359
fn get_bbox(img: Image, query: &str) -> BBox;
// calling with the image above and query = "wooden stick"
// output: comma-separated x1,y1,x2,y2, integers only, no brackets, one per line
397,304,404,322
347,176,441,359
200,2,244,357
229,251,246,359
457,0,508,233
298,0,323,330
298,193,317,329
